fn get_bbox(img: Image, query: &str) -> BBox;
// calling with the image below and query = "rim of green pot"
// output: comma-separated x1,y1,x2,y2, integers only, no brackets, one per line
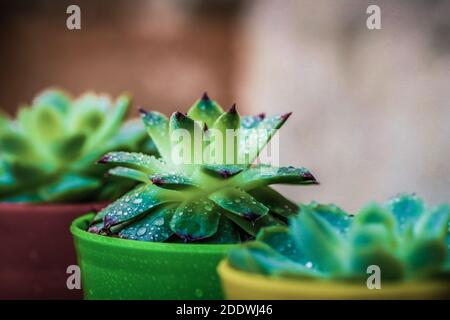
71,213,237,253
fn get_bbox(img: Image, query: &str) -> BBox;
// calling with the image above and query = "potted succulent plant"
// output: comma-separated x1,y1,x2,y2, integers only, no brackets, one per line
219,194,450,299
0,89,154,299
71,93,318,299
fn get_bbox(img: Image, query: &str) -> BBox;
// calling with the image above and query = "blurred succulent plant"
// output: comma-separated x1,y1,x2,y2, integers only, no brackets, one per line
228,194,450,282
0,89,155,203
89,92,318,243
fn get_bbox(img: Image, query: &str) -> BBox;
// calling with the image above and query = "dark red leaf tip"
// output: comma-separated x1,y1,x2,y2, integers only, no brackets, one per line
173,111,187,120
201,92,210,102
229,103,237,114
97,155,110,164
302,171,318,184
138,107,148,115
257,112,266,120
281,112,292,121
151,176,165,185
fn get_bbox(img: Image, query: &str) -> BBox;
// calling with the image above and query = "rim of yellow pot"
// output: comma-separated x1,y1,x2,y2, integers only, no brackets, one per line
217,260,449,300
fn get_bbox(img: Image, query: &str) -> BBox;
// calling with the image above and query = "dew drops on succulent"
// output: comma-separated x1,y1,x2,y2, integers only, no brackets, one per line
228,194,450,282
89,92,318,243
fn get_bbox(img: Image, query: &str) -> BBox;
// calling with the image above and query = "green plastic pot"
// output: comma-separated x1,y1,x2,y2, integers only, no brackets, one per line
71,214,235,300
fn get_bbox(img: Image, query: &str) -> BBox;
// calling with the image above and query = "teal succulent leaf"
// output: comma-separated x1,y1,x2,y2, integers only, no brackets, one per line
385,194,424,233
290,205,346,274
236,165,318,190
229,242,310,277
414,204,450,238
209,187,269,221
99,152,164,173
239,113,291,165
103,184,181,228
307,202,352,235
170,198,220,241
118,205,175,242
149,173,199,189
256,226,305,262
227,195,450,282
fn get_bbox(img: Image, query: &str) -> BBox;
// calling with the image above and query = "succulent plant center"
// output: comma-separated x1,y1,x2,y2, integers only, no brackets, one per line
89,93,318,243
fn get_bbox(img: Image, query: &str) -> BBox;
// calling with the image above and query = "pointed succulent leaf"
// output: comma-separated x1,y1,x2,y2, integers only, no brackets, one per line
307,202,352,236
212,104,240,132
223,209,285,238
187,92,224,128
249,186,299,219
118,205,176,242
240,113,266,129
102,184,180,228
209,187,269,221
235,165,318,190
139,110,171,161
290,205,346,274
201,164,243,179
239,113,291,165
149,173,199,189
385,194,424,233
169,111,203,165
169,198,220,241
98,152,165,173
108,166,149,183
211,105,240,164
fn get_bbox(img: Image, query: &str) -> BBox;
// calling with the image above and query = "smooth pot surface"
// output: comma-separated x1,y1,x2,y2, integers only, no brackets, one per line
71,214,235,300
218,261,450,300
0,202,107,299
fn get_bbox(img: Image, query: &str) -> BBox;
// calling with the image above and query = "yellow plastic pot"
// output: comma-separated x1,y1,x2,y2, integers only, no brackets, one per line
218,261,449,300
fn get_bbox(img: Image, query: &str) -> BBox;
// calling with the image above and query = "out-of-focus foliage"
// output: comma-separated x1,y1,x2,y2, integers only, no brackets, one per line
0,89,156,203
228,194,450,282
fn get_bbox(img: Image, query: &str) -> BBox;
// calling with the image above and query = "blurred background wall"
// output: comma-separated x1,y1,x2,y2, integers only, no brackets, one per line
0,0,449,212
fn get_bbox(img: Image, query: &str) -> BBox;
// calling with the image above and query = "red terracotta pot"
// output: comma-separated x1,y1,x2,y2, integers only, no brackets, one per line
0,202,107,299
